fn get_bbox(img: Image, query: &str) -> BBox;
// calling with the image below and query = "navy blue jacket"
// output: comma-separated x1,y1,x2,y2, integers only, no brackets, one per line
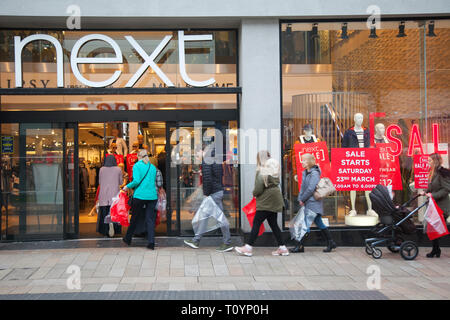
342,127,370,148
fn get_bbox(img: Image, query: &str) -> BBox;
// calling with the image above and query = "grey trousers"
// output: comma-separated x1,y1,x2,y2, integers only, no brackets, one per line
193,190,231,245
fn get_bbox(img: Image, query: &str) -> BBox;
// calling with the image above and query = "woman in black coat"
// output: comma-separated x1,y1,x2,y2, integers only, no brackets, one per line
420,153,450,258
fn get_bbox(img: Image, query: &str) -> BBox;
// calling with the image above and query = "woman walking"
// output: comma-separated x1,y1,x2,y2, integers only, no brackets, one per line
235,151,288,257
290,153,337,253
122,150,162,249
97,155,123,237
420,153,450,258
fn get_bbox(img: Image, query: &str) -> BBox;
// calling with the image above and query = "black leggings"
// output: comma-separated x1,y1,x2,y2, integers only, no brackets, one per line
248,210,284,246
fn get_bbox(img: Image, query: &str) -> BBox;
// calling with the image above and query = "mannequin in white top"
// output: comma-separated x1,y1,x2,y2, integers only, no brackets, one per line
109,128,128,156
374,123,389,144
347,114,378,218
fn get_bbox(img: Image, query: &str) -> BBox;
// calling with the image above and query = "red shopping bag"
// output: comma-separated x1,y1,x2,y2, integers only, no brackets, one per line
110,192,131,227
424,196,450,240
243,197,265,236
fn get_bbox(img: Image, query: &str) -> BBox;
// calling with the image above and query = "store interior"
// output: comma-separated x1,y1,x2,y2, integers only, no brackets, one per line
78,121,168,238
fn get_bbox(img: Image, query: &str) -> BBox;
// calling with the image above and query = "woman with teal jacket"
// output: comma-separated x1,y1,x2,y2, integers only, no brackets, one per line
122,150,163,249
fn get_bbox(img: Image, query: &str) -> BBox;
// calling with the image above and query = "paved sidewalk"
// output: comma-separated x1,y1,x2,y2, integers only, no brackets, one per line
0,243,449,300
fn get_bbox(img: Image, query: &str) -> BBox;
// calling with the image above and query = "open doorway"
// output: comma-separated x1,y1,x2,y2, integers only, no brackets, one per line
77,121,168,238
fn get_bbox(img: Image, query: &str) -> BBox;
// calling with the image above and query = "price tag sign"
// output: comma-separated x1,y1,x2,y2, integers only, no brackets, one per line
294,141,331,189
414,154,429,189
376,143,402,190
331,148,380,191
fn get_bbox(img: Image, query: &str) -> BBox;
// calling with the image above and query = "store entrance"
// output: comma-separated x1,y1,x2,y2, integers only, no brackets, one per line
77,121,168,239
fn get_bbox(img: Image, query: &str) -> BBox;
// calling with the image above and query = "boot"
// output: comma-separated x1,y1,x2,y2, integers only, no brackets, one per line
322,229,337,253
289,232,309,253
426,240,441,258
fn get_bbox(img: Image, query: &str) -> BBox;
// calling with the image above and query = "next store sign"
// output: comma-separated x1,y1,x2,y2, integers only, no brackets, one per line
14,31,215,88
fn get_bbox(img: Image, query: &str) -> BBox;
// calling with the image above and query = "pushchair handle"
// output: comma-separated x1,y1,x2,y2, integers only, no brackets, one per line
399,194,422,209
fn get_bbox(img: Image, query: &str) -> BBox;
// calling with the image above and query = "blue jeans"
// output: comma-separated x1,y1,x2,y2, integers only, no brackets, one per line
307,215,327,232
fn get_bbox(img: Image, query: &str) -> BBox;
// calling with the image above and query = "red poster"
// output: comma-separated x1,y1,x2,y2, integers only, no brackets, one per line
106,154,124,166
294,141,331,190
376,143,402,190
331,148,380,191
414,154,430,189
126,153,138,181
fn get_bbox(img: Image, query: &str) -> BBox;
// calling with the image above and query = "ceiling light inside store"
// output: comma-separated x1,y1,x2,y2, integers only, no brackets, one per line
341,23,349,39
397,21,407,37
427,21,437,37
311,23,319,39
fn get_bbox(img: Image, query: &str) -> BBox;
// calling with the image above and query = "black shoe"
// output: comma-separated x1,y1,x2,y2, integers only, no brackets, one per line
289,233,309,253
426,248,441,258
289,245,304,253
147,243,155,250
321,229,337,253
122,237,131,246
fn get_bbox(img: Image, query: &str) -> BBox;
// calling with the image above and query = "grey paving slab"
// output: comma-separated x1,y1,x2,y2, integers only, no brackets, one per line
0,290,389,300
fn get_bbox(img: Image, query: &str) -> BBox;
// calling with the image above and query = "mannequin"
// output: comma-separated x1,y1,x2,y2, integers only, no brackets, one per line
299,123,318,144
342,113,377,218
374,123,389,144
109,128,128,156
294,124,318,182
137,134,149,152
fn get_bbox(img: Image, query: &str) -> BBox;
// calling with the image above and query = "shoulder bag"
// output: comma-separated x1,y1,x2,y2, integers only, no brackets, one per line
313,177,336,200
127,164,151,207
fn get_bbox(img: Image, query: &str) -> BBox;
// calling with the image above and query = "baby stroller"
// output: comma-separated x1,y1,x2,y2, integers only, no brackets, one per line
364,185,428,260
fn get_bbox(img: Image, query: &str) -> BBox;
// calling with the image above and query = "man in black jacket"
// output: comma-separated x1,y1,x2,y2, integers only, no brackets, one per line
184,142,233,252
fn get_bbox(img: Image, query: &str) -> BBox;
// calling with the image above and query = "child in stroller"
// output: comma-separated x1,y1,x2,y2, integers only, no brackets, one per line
364,185,428,260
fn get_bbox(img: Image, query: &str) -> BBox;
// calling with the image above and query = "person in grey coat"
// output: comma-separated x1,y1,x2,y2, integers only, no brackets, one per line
290,153,337,253
97,155,123,237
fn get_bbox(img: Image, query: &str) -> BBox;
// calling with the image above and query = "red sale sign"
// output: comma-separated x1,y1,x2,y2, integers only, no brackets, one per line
376,143,402,190
294,141,331,189
331,148,380,191
414,154,430,189
126,153,138,181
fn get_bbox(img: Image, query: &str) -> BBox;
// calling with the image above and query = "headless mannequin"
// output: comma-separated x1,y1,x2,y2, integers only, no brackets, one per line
347,113,378,218
294,128,318,182
374,123,389,144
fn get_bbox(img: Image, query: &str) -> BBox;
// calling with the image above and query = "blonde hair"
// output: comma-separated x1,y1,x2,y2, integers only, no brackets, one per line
302,153,316,169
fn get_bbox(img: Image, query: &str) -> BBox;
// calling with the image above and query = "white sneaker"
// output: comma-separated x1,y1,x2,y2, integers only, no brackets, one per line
235,246,252,257
348,210,357,217
108,223,115,237
272,248,290,256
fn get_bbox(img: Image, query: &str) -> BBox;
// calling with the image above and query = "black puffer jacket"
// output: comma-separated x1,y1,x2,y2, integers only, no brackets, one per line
202,149,223,196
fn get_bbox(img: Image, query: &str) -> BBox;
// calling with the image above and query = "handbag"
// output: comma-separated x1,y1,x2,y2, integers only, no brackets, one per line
127,164,151,207
313,177,336,200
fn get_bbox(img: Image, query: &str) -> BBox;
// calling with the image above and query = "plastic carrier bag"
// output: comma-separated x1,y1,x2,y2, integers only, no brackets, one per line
184,186,206,213
156,188,167,221
192,196,228,236
242,197,265,236
110,192,131,227
289,206,317,242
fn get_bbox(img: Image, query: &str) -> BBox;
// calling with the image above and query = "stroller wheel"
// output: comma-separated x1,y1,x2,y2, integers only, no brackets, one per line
365,245,374,255
372,248,382,259
400,241,419,260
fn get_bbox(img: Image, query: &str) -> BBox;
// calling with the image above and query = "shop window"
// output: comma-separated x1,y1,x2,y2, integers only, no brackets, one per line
281,20,450,228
